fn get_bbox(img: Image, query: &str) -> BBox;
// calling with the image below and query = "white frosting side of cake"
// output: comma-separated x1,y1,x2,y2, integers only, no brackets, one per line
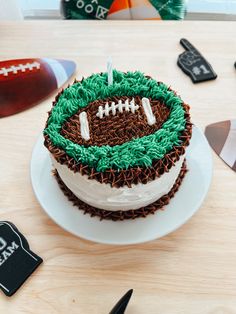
52,155,185,211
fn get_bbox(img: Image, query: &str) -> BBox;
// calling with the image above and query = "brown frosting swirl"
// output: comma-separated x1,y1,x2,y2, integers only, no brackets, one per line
60,96,170,147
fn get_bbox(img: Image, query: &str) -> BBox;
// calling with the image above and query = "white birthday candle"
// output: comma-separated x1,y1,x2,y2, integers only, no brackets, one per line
107,57,113,86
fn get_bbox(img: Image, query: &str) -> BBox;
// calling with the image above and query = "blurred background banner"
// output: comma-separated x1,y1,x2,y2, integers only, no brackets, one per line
149,0,186,20
1,0,236,21
61,0,187,20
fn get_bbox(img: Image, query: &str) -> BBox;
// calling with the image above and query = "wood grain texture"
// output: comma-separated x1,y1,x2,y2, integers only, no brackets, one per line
0,21,236,313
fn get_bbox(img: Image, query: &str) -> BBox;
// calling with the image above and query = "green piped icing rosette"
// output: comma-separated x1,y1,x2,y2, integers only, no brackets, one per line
44,70,186,172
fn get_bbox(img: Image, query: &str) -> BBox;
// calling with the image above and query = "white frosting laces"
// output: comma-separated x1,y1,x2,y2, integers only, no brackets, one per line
141,97,156,126
79,112,90,141
96,98,139,119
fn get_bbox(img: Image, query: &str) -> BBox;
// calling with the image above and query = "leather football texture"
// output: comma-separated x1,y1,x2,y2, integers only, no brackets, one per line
0,58,76,117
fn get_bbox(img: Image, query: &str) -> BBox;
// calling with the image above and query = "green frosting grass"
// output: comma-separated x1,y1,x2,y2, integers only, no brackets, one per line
44,70,186,171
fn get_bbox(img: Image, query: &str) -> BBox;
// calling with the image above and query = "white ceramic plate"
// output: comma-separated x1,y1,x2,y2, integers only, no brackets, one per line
31,126,212,245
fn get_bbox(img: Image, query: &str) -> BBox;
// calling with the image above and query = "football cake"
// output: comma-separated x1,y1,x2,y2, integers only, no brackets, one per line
44,70,192,220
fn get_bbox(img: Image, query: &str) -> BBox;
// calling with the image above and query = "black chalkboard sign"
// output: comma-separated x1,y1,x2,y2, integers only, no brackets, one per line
177,38,217,83
0,221,43,296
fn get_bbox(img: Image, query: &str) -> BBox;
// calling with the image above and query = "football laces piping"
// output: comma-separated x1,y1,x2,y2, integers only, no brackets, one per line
96,98,139,119
0,61,40,77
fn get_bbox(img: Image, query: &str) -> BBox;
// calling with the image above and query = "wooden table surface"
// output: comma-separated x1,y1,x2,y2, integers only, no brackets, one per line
0,21,236,314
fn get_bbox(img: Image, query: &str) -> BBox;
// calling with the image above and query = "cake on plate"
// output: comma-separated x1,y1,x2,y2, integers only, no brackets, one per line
44,70,192,220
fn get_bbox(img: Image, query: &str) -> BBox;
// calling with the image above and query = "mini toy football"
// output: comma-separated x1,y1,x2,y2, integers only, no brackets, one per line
0,58,76,117
205,120,236,172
